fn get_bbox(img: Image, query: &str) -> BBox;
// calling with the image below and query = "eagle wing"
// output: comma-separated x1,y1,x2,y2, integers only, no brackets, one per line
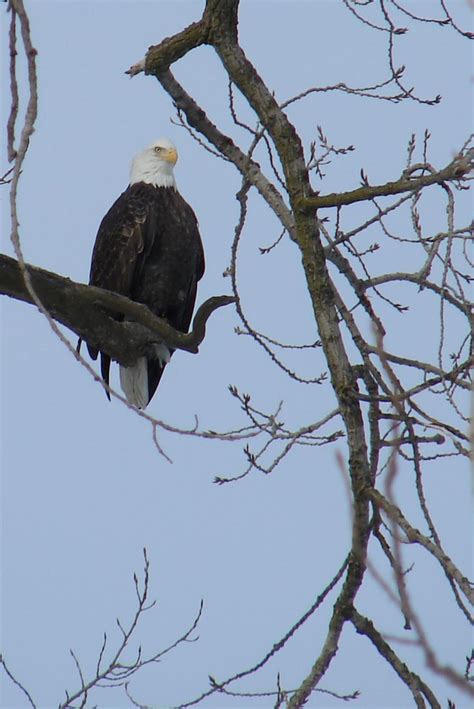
89,189,150,296
145,257,201,401
87,186,153,395
141,191,204,403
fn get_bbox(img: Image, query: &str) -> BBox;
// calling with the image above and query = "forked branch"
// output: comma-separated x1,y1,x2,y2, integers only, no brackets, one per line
299,149,473,210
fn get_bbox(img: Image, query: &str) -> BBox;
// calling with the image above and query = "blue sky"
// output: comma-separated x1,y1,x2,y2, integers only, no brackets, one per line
1,1,472,707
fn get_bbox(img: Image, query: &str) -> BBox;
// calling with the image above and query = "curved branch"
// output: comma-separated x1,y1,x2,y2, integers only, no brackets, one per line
362,271,471,316
156,69,295,235
0,254,234,365
126,2,294,235
366,347,472,391
299,150,473,210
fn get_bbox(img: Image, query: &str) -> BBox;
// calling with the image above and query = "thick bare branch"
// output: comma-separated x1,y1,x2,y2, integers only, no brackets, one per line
126,3,294,235
156,69,295,234
0,254,234,365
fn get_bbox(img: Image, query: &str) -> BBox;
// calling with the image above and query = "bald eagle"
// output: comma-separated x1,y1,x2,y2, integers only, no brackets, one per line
87,138,205,409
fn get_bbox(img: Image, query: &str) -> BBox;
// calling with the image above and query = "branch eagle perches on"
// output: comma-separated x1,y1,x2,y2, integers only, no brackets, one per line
0,254,234,366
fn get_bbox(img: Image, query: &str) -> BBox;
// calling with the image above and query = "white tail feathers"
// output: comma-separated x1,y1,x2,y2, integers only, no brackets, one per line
119,345,171,409
120,357,149,409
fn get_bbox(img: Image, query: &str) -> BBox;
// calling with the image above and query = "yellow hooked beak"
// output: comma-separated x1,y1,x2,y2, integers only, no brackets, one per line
164,147,178,166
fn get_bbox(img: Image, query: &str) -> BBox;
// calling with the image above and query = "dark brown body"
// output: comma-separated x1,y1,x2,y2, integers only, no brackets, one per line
88,182,205,402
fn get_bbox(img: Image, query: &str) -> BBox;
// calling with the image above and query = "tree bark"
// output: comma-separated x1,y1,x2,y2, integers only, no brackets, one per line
0,254,233,366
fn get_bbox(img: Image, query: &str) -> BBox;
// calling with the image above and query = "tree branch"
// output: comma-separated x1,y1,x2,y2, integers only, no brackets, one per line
299,150,473,210
351,609,440,708
0,254,234,365
156,69,295,235
368,487,473,605
126,2,295,235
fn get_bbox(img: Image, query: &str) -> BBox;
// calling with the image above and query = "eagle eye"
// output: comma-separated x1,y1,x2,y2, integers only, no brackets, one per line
154,146,163,153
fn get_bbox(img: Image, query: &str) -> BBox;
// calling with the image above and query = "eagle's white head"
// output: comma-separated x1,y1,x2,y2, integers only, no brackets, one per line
130,138,178,188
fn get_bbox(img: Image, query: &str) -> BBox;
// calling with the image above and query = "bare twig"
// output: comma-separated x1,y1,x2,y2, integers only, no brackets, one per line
59,550,204,708
368,488,473,605
0,655,36,709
